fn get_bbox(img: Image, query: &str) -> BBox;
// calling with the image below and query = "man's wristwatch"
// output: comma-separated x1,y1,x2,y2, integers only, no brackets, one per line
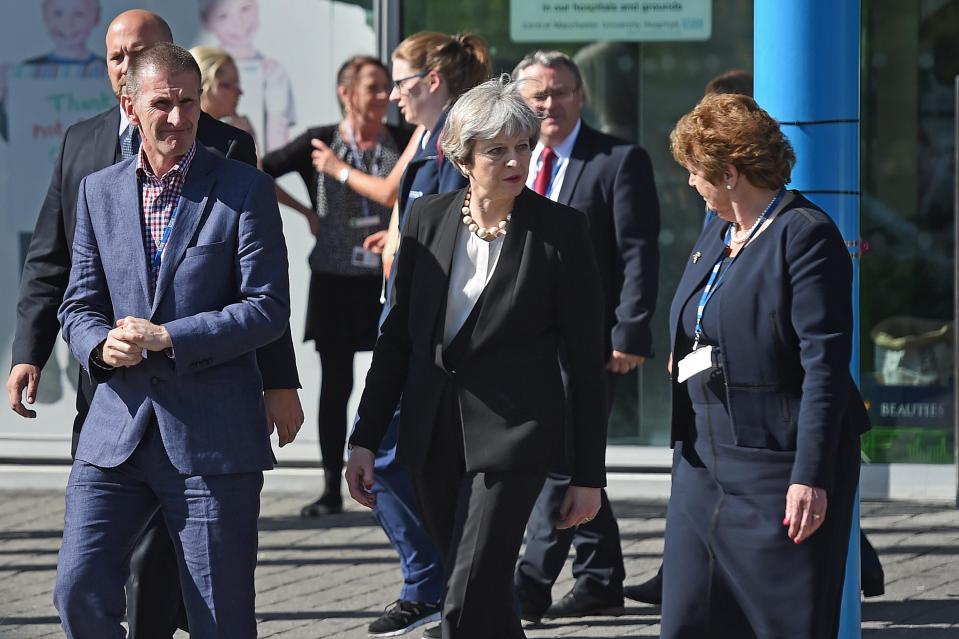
90,342,113,370
337,167,351,184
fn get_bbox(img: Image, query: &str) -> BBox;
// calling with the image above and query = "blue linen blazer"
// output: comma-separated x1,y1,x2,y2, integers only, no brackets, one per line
58,143,290,476
667,192,870,492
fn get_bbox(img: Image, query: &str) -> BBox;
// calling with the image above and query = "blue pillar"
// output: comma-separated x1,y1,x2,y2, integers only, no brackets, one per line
754,1,862,637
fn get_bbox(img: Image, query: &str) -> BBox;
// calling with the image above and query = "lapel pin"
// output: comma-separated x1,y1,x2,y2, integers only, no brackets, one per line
692,251,702,263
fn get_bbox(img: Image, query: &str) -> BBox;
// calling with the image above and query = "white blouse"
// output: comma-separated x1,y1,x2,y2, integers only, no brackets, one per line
443,224,506,346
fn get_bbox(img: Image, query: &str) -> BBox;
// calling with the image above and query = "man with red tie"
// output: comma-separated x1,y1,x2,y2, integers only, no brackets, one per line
513,50,661,623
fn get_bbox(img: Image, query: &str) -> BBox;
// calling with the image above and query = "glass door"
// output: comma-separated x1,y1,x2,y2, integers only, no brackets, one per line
860,0,958,475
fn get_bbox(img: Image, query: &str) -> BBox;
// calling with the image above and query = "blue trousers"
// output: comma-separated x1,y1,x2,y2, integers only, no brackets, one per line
54,423,263,639
372,410,444,604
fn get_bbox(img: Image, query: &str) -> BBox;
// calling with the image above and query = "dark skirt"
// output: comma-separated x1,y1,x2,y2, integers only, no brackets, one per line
661,366,860,639
304,271,383,353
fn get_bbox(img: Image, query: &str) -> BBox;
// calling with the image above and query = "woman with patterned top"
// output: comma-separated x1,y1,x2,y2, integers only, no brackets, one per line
262,55,412,517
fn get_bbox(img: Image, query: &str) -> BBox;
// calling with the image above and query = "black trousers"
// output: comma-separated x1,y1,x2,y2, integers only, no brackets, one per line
414,385,546,639
73,369,186,638
514,370,625,611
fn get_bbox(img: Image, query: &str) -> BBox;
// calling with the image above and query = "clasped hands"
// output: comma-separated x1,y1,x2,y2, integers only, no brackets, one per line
99,316,172,368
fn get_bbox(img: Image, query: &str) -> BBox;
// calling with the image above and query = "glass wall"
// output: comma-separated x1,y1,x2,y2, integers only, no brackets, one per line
401,0,754,445
860,0,958,464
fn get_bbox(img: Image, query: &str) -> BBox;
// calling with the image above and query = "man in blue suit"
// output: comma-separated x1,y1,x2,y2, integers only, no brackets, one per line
54,43,290,638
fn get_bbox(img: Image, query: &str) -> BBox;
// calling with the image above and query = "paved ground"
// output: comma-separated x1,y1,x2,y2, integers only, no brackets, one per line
0,490,956,638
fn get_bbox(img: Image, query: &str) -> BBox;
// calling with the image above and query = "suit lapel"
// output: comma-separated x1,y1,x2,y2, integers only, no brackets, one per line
557,125,589,206
467,188,533,351
673,220,729,320
93,107,121,170
150,146,216,316
117,160,152,313
427,190,466,350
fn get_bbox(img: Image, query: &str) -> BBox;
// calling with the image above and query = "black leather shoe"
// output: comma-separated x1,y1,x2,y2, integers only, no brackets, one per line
543,589,625,619
299,497,343,517
624,572,663,606
422,623,441,638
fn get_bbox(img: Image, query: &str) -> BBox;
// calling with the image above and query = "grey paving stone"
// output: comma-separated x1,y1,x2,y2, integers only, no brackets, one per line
0,490,956,638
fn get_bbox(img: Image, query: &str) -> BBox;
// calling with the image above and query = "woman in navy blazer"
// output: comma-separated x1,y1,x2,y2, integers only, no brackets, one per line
662,93,871,639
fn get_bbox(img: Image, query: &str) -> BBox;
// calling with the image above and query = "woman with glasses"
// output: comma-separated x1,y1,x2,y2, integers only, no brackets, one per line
262,55,413,519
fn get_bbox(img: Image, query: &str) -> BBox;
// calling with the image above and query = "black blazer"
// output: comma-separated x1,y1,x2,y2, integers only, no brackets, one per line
667,193,870,492
559,123,660,357
349,188,609,487
13,107,300,389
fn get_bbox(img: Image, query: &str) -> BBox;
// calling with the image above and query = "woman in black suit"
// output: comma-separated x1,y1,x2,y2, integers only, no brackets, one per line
662,93,871,638
345,77,608,639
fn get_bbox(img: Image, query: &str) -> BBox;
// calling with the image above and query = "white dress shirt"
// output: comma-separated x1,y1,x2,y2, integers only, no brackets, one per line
443,224,505,346
525,118,582,202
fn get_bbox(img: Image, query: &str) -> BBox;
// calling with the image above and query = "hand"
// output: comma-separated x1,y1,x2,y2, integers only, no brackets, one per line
264,388,304,447
7,364,40,418
101,329,144,368
311,138,347,177
305,210,320,237
607,351,645,374
115,316,172,352
345,445,376,509
363,230,389,255
556,485,601,530
784,483,828,544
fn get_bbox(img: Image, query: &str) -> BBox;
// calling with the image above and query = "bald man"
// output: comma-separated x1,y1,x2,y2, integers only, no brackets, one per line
8,10,303,639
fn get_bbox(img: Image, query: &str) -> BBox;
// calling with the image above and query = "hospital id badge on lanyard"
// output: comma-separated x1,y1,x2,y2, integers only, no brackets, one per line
676,188,785,384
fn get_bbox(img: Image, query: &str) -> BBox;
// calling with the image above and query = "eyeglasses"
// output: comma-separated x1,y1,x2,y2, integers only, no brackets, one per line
526,86,581,105
392,69,431,93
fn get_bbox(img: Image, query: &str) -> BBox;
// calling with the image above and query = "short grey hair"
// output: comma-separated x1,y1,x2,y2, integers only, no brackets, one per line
126,43,202,99
440,75,541,175
511,50,584,88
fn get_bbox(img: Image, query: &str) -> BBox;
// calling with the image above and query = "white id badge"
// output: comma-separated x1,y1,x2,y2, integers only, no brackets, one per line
676,346,715,383
350,216,381,229
351,246,381,269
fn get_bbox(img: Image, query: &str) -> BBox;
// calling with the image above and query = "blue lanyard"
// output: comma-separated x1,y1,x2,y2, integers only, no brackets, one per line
152,201,183,273
692,188,785,348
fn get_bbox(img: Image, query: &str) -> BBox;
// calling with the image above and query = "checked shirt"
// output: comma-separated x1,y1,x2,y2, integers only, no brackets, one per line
136,142,196,296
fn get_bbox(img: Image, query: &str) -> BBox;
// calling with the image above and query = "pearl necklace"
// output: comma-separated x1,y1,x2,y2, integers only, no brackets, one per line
729,215,763,245
728,191,783,245
461,189,510,240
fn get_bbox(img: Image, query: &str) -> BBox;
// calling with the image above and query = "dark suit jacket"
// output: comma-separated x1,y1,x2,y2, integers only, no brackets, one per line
667,192,870,493
13,106,299,390
349,188,609,487
559,123,660,357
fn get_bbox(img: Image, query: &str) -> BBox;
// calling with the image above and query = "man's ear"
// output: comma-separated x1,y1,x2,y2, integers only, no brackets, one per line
120,92,138,127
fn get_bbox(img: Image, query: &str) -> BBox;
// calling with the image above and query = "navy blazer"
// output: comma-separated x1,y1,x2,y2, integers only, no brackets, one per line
59,144,290,475
396,110,467,228
559,123,660,357
668,192,870,492
351,188,608,487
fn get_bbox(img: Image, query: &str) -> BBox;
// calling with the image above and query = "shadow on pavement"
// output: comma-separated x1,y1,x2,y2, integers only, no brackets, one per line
257,511,379,531
864,598,959,626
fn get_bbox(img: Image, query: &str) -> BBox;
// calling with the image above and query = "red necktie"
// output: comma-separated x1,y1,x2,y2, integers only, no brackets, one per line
533,146,556,196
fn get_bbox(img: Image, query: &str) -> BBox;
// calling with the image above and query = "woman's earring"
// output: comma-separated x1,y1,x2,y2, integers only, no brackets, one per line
725,184,733,190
